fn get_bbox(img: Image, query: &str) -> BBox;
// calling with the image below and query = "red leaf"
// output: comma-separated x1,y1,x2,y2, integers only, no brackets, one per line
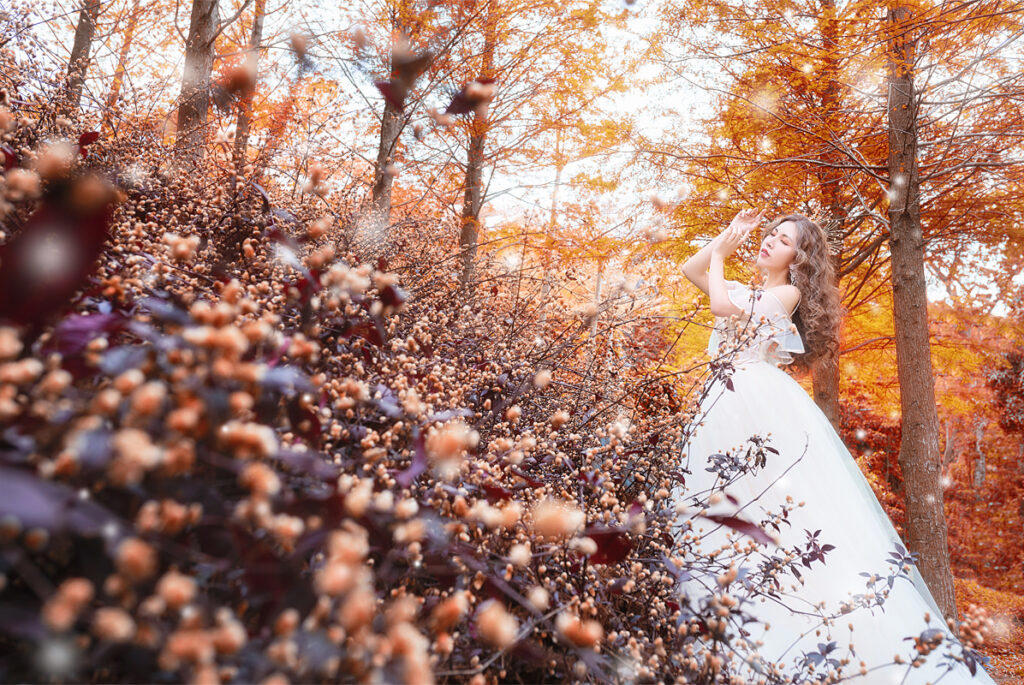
1,144,16,171
77,131,100,157
481,481,512,501
374,81,405,111
0,176,116,327
585,526,633,565
444,77,497,115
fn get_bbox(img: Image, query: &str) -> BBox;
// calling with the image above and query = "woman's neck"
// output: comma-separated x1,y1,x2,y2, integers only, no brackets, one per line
759,271,790,289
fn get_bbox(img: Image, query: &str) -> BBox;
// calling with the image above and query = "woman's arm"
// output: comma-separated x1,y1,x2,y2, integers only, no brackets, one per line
683,208,767,316
708,252,744,317
681,239,716,295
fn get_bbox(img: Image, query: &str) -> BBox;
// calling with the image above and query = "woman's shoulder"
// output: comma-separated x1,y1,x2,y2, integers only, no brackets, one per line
763,284,801,316
766,283,800,298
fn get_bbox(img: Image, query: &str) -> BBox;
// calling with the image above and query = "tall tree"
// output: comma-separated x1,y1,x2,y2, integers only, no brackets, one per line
884,0,955,619
360,0,455,249
808,0,846,430
176,0,220,156
65,0,101,112
232,0,267,172
438,0,635,288
457,0,495,287
368,27,409,223
101,0,143,132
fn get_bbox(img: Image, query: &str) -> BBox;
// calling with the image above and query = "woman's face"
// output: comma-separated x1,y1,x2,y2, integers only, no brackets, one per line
755,220,800,272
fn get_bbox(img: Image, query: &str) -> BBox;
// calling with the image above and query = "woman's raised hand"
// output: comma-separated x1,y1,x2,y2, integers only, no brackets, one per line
712,208,767,258
730,207,767,232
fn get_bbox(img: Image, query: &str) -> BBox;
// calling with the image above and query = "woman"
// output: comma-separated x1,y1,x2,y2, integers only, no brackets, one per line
670,209,996,683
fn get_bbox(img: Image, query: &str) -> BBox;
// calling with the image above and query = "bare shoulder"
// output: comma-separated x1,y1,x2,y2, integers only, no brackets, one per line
766,284,801,315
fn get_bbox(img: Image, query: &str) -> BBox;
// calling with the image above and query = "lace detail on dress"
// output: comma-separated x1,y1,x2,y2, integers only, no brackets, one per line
706,280,805,367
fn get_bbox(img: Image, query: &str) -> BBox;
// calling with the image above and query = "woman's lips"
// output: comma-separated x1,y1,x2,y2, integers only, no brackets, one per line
760,248,769,257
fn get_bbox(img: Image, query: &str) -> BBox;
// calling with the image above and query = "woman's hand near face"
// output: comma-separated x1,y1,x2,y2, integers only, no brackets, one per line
712,208,766,258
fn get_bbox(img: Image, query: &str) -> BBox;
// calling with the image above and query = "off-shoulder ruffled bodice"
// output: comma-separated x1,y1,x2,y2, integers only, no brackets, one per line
706,279,804,367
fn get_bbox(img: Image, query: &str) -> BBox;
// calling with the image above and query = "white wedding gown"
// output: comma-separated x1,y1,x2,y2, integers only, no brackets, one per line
670,280,996,684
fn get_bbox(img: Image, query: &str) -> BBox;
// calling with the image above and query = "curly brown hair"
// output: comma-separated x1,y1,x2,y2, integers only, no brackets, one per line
756,213,843,375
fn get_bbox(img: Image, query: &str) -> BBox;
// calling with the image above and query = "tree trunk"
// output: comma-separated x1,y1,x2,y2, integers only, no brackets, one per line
458,0,496,287
232,0,266,174
65,0,101,113
972,419,987,493
537,128,563,325
810,0,844,431
363,10,414,257
100,0,141,132
940,418,956,470
176,0,220,157
812,349,841,429
370,95,402,220
885,1,957,622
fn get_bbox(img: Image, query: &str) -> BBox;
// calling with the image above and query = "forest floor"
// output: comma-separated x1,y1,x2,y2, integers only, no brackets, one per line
956,578,1024,682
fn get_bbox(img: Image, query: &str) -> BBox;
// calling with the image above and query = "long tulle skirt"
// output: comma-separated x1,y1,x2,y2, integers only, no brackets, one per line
669,359,996,684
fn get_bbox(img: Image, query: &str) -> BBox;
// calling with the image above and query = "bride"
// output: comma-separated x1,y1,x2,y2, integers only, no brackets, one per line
669,208,996,683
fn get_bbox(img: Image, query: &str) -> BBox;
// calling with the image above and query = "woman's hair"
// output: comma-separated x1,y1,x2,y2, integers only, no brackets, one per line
758,213,842,375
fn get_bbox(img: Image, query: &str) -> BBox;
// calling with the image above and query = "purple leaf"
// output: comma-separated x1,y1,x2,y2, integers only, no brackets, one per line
263,366,314,396
276,449,340,480
287,401,321,447
425,408,473,422
701,513,775,546
374,49,433,112
396,430,427,487
379,283,407,308
48,312,127,357
374,81,405,111
138,296,192,325
99,345,149,375
71,428,112,471
480,481,512,501
250,181,271,212
0,465,125,540
270,208,298,226
0,428,35,466
340,318,384,348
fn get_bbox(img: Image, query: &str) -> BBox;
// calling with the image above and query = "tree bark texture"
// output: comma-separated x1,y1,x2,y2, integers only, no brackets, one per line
65,0,101,113
101,0,141,132
458,0,496,287
176,0,220,157
233,0,266,172
810,0,845,431
885,0,958,622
